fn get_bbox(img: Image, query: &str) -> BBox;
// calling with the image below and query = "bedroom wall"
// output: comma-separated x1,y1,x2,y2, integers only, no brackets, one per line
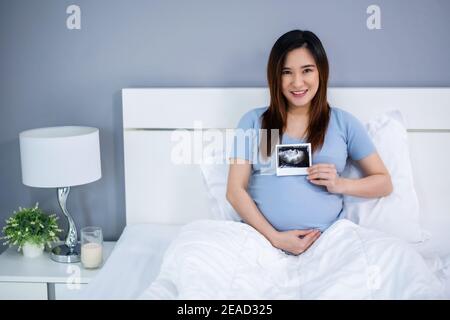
1,0,449,253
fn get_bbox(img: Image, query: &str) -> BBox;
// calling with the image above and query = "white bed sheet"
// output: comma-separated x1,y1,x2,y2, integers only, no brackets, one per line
141,219,450,299
73,220,450,300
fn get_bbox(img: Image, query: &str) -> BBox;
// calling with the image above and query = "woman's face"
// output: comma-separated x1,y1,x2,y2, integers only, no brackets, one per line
281,47,320,112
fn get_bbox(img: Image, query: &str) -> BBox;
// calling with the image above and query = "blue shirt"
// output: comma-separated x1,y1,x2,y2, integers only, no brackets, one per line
230,106,376,232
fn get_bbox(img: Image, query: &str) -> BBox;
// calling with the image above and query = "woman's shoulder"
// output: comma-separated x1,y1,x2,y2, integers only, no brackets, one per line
329,106,363,127
236,106,268,129
330,106,349,117
242,106,268,119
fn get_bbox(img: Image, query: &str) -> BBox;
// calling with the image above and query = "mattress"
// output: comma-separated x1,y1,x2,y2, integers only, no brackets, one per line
73,221,450,299
73,223,182,300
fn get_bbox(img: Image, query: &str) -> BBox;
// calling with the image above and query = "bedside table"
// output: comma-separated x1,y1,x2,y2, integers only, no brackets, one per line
0,241,116,300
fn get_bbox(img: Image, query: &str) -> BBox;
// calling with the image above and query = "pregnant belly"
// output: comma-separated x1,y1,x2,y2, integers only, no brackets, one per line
248,175,343,232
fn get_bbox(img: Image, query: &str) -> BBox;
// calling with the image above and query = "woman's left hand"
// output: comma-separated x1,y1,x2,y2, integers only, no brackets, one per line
307,163,345,194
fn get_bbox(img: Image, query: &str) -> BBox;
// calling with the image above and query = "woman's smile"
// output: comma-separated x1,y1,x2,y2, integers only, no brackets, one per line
290,89,308,98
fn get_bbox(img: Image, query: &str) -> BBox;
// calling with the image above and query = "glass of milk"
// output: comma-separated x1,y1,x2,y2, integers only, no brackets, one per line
80,226,103,269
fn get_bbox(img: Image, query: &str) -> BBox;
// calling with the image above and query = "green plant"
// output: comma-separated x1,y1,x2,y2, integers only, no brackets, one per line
1,203,62,251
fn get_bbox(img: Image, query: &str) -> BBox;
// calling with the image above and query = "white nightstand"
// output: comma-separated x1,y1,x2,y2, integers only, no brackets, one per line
0,241,116,300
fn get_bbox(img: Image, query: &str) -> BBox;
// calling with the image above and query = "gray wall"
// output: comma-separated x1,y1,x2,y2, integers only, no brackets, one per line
1,0,449,252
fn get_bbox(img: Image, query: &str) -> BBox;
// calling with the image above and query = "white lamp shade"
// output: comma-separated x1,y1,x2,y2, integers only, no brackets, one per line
19,126,102,188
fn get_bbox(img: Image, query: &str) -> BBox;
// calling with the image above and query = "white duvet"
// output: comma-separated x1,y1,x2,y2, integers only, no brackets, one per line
139,219,446,299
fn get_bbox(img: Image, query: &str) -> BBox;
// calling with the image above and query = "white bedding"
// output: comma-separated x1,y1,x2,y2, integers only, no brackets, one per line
74,223,182,300
74,219,450,300
139,219,450,300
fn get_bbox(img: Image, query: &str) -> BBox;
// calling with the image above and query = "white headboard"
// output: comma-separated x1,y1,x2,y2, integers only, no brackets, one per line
122,88,450,241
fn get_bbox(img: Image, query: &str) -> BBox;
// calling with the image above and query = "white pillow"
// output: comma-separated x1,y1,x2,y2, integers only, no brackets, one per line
341,110,428,243
200,140,242,221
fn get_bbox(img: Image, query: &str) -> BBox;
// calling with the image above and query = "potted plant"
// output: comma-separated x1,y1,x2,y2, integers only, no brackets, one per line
1,203,62,258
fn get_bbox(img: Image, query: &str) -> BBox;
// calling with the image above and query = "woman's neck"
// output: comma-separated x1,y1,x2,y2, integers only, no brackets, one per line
287,104,310,118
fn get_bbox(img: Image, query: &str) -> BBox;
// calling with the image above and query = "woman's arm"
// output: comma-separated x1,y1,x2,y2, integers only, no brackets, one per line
307,152,393,198
226,160,279,243
340,152,393,198
226,160,321,255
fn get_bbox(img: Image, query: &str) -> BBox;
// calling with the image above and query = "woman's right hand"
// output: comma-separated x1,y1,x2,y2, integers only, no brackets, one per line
270,229,322,255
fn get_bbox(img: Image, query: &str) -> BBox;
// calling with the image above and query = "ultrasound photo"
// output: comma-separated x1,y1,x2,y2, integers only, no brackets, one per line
276,143,312,176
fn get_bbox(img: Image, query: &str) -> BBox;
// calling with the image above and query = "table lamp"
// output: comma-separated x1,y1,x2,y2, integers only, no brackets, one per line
19,126,102,263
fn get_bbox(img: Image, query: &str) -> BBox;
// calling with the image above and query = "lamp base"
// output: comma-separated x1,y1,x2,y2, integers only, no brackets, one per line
50,243,81,263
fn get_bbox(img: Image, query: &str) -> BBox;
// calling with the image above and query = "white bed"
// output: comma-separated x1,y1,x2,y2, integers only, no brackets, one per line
77,87,450,299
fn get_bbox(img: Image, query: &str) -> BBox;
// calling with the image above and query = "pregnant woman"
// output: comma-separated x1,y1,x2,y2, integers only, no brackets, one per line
226,30,393,256
142,30,444,300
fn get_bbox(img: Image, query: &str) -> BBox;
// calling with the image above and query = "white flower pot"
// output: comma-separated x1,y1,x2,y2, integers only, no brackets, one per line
22,242,44,258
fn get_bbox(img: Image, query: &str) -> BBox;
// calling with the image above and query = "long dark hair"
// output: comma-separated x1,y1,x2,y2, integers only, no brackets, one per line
261,30,330,157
